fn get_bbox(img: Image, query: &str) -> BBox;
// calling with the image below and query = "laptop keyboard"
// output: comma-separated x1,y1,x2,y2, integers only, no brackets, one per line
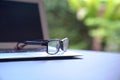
0,48,46,53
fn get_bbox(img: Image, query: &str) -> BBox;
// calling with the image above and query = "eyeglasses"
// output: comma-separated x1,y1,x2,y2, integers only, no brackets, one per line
15,38,69,55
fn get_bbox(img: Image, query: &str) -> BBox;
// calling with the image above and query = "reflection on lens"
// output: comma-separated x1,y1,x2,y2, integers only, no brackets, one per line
47,40,60,54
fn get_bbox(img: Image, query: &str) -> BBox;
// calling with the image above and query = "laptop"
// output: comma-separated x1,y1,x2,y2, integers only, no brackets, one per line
0,0,82,60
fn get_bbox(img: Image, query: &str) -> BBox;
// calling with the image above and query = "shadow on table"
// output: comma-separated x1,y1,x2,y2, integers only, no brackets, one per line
0,56,82,62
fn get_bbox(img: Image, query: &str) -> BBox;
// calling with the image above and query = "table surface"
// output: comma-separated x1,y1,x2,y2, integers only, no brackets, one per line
0,50,120,80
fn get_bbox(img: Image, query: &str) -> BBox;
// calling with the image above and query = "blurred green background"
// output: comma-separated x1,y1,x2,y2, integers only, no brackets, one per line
42,0,120,53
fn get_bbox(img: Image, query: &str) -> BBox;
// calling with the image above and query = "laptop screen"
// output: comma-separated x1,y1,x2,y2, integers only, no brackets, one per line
0,0,45,42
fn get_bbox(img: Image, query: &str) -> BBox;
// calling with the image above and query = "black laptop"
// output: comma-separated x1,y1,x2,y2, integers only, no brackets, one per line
0,0,82,59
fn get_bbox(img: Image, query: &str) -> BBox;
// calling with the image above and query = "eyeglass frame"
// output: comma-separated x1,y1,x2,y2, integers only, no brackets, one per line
15,38,69,55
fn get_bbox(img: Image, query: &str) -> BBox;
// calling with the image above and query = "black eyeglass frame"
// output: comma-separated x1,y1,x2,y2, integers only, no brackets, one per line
15,38,69,55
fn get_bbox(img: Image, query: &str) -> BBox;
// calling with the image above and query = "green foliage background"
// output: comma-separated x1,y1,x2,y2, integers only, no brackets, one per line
43,0,91,50
43,0,120,52
67,0,120,52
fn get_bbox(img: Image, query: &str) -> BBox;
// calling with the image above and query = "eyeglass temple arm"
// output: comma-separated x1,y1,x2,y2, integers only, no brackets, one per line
24,41,47,46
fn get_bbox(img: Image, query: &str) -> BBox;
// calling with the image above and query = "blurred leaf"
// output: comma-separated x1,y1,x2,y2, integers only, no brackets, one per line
67,0,81,12
89,28,107,38
104,0,116,19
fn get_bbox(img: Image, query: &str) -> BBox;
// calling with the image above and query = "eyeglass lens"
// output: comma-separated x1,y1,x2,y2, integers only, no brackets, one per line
62,38,69,52
47,40,60,54
47,38,69,54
